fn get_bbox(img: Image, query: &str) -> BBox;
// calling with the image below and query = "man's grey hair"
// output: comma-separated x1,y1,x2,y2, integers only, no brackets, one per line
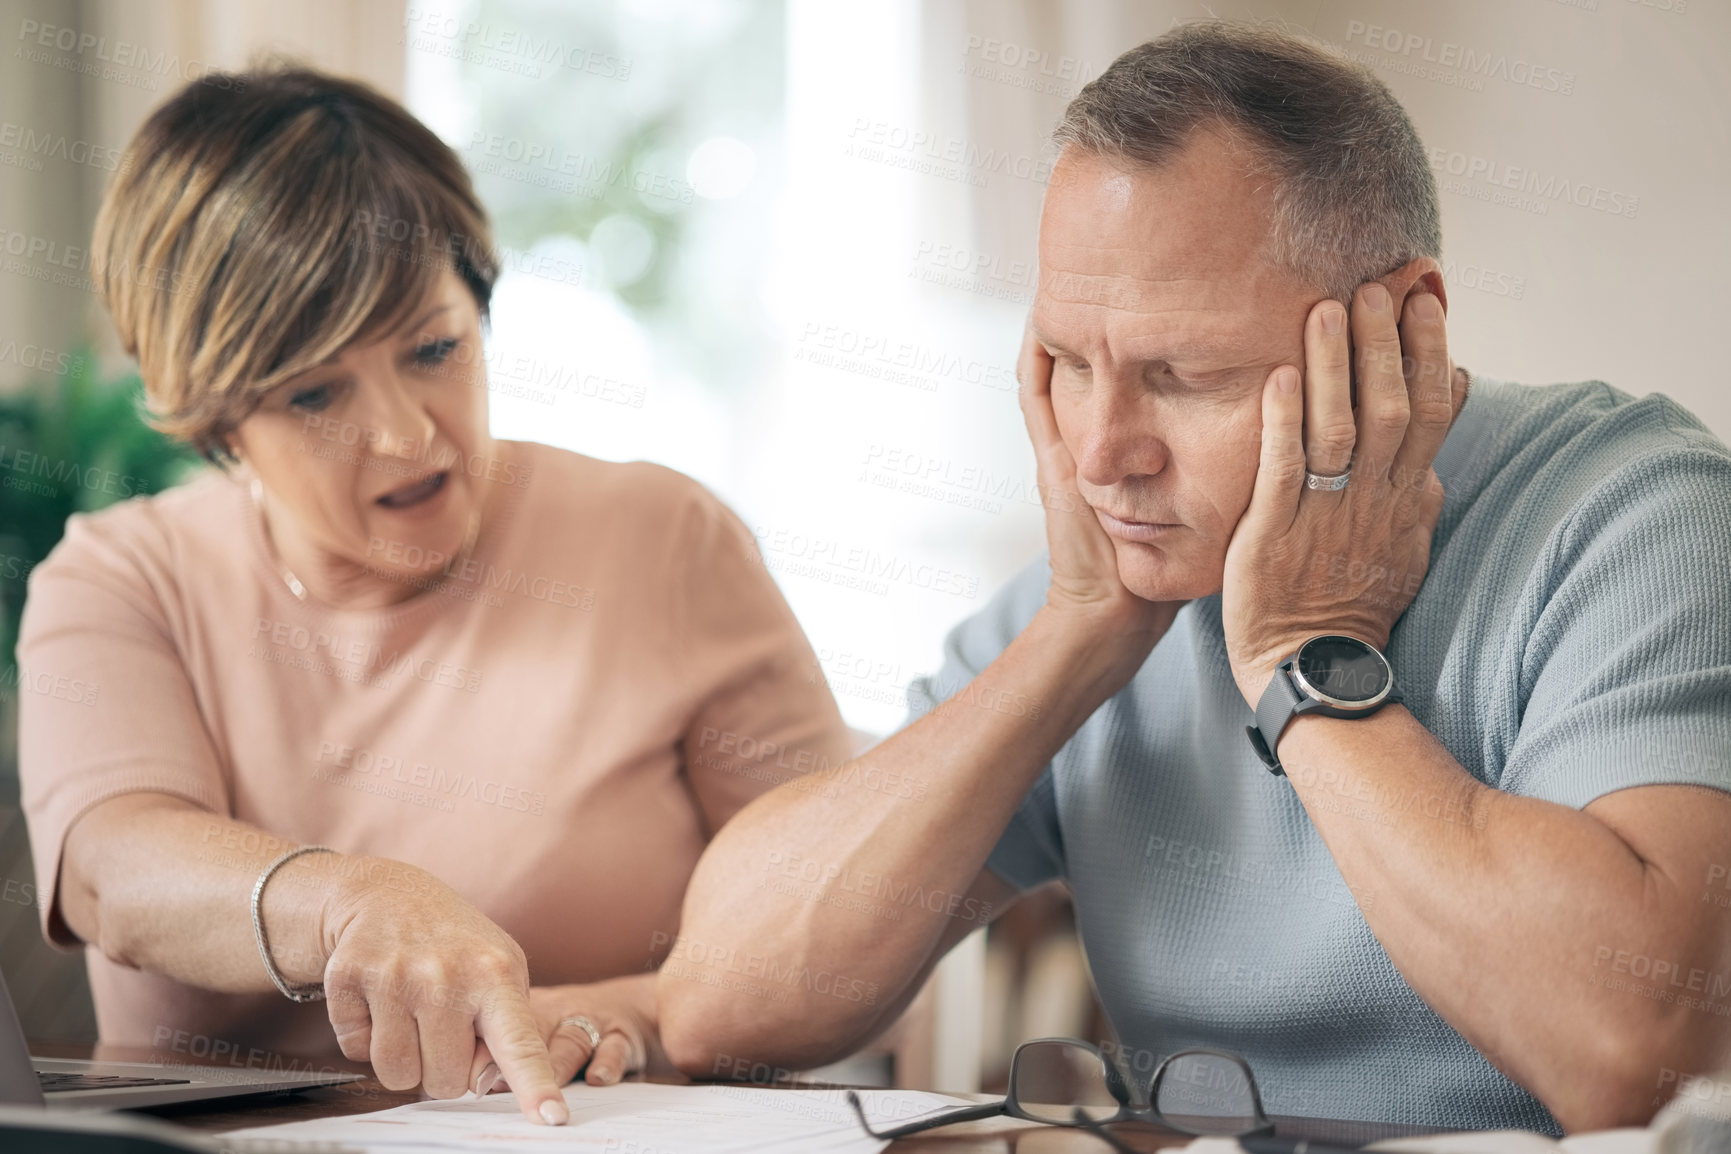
1054,22,1441,303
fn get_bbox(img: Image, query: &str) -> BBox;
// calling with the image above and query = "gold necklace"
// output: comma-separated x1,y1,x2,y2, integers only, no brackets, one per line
249,476,481,605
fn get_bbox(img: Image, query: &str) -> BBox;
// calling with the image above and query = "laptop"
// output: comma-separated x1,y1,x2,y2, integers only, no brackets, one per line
0,968,361,1109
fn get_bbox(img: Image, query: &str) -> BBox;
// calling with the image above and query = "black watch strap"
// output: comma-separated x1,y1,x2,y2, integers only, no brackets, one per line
1245,663,1302,775
1245,649,1404,777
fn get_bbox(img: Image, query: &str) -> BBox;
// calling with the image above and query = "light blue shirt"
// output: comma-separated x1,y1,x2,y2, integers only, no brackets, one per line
905,374,1731,1132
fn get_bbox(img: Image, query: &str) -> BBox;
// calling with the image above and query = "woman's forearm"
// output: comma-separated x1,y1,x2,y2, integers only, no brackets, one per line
60,793,348,992
60,792,574,1122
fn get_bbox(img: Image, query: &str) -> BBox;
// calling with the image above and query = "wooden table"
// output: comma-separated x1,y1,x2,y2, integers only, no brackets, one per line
35,1042,1455,1151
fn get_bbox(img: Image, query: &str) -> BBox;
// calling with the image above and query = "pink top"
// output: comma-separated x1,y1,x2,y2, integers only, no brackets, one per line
18,441,850,1057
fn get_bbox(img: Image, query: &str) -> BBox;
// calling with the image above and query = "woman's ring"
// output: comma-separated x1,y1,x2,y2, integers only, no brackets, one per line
560,1015,601,1048
1305,465,1352,491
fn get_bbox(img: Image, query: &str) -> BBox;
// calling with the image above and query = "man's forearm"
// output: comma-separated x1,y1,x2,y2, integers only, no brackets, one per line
659,604,1159,1071
1277,707,1731,1129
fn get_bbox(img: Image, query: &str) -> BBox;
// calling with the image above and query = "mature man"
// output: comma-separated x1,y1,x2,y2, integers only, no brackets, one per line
658,23,1731,1133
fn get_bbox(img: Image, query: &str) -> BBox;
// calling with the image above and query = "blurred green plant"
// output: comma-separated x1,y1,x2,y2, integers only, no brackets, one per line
0,355,204,681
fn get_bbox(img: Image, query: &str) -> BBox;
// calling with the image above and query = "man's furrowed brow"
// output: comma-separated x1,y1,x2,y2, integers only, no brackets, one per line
1034,320,1247,370
1119,333,1248,367
1029,324,1079,357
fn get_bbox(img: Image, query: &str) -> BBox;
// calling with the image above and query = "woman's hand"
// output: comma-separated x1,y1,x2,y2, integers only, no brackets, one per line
309,856,569,1125
476,974,662,1092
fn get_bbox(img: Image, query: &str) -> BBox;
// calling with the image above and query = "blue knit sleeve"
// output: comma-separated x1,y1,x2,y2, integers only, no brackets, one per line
902,555,1065,891
983,768,1065,892
1500,445,1731,807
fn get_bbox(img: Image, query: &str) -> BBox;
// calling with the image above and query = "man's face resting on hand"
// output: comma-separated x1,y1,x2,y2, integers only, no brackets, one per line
1035,131,1364,604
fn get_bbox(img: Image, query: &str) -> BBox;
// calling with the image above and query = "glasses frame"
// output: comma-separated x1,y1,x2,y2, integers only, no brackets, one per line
847,1036,1276,1142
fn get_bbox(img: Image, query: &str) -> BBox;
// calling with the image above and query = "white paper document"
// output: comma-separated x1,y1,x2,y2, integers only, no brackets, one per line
226,1081,982,1153
1365,1130,1655,1154
1177,1129,1655,1154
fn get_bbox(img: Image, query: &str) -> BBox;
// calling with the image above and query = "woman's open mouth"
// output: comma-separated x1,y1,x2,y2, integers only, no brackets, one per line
376,471,449,510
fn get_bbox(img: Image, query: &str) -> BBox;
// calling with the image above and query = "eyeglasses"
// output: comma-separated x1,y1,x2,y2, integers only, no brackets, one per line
847,1037,1275,1144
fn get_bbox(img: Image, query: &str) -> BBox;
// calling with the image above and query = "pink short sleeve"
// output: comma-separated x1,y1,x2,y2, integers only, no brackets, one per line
17,509,230,947
673,487,853,834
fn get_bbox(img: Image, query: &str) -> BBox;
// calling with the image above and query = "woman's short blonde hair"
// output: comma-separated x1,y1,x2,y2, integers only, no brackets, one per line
92,65,499,461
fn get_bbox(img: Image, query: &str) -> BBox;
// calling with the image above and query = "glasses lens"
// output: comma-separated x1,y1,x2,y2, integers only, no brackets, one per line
1153,1051,1264,1136
1011,1040,1122,1124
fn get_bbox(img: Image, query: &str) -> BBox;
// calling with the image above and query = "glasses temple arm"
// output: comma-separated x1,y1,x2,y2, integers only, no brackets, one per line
846,1089,1007,1139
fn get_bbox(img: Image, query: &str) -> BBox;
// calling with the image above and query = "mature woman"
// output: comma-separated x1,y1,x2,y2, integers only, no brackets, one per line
16,66,850,1126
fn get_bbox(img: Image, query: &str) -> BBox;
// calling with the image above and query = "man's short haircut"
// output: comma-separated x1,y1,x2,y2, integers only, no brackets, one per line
92,65,499,462
1053,21,1442,302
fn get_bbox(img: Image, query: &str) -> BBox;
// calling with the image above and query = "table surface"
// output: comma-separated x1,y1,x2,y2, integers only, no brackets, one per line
32,1041,1455,1152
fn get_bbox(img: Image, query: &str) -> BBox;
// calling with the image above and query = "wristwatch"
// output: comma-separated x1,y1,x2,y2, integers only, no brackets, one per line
1245,634,1402,775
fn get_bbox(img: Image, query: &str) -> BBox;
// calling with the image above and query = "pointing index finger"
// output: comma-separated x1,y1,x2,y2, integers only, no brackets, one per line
479,988,568,1125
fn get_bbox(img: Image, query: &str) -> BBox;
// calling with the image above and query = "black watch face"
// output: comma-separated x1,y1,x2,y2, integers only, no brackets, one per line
1296,636,1388,704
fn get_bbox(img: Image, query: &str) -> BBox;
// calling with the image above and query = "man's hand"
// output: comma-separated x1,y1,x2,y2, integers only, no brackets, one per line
1221,283,1466,706
1017,324,1186,650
